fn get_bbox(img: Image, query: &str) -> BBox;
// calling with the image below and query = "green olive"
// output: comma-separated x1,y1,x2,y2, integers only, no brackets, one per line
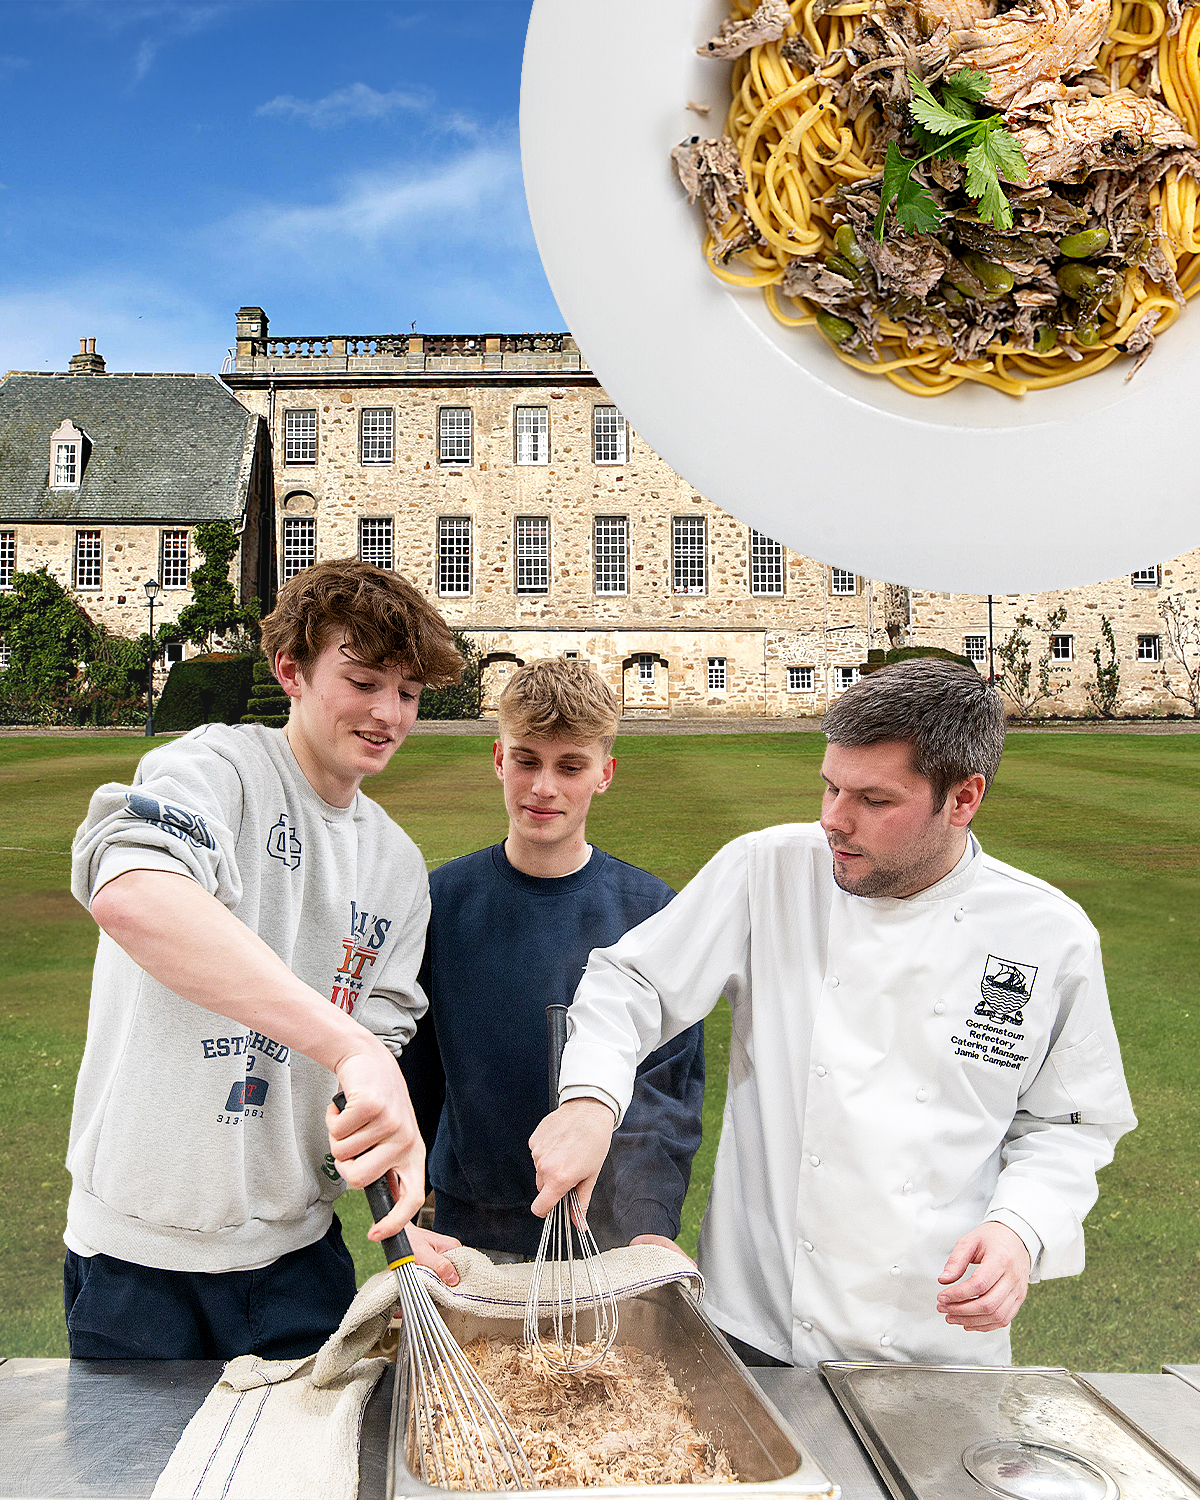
1034,325,1058,353
815,311,856,345
1056,262,1102,300
823,253,859,279
834,224,870,268
1058,227,1110,259
943,284,966,307
962,251,1015,298
1074,321,1101,346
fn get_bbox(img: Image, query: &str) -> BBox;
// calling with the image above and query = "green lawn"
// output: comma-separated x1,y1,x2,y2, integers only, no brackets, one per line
1,731,1196,1370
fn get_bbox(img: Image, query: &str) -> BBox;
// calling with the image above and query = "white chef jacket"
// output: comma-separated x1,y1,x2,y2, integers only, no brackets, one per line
558,823,1136,1368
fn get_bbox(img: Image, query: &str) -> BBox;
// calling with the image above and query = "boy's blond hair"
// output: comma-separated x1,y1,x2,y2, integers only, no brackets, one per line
497,658,620,754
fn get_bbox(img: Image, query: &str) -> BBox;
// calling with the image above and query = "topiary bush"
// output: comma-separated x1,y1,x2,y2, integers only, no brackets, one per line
155,653,257,732
240,657,290,728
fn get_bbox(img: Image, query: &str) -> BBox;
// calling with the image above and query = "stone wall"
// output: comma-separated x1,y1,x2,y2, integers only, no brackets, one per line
911,562,1200,716
5,523,201,642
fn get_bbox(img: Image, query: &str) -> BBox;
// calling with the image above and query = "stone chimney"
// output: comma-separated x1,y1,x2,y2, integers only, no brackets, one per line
69,337,106,375
236,307,268,365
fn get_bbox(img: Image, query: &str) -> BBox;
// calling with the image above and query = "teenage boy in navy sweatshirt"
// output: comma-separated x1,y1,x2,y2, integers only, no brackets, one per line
400,658,703,1279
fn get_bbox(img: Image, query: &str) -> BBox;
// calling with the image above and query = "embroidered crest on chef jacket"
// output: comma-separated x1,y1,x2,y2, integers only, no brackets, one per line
975,954,1038,1026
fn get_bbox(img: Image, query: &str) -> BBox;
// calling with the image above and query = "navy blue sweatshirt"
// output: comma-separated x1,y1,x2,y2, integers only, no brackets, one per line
402,843,704,1256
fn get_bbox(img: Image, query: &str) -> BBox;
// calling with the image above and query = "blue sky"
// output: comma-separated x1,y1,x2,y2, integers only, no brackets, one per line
1,0,561,375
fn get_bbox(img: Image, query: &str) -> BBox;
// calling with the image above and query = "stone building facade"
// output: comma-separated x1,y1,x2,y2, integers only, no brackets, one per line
223,308,1198,719
224,309,896,718
908,570,1199,717
0,340,271,670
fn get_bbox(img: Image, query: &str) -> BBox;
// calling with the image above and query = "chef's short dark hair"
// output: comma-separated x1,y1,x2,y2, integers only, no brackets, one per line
821,660,1005,810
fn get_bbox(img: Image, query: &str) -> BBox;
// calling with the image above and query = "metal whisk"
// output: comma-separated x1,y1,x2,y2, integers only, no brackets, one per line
523,1005,619,1373
333,1094,531,1490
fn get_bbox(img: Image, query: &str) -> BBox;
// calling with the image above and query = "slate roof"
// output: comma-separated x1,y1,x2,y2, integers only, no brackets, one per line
0,373,260,523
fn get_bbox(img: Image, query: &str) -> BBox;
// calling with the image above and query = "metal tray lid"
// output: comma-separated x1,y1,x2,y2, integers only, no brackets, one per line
820,1362,1200,1500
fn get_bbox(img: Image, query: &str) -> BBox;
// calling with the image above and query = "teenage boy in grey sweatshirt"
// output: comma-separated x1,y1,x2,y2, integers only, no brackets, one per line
64,559,461,1360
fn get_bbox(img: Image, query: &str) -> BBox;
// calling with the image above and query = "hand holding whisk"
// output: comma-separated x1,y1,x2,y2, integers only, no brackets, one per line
333,1093,531,1490
523,1005,619,1374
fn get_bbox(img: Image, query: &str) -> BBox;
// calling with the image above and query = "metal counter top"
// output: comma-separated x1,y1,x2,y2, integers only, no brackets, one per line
1080,1371,1200,1476
0,1357,392,1499
2,1358,1198,1499
754,1370,889,1500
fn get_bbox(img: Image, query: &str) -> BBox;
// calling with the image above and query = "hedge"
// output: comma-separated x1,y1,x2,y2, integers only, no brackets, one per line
418,631,482,720
155,653,257,732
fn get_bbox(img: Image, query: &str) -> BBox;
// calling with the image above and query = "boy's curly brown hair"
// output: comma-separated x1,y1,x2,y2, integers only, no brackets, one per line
260,559,462,686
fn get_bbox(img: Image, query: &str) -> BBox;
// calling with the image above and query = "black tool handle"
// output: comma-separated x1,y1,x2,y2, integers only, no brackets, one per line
331,1091,415,1270
546,1004,570,1112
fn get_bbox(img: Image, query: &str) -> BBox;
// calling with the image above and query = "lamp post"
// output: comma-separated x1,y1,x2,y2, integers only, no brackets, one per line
144,577,160,737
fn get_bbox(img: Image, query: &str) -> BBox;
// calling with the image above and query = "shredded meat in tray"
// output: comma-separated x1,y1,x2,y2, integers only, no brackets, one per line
417,1338,737,1489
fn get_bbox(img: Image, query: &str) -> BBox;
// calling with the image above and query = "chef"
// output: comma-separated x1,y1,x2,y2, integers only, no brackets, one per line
529,661,1136,1368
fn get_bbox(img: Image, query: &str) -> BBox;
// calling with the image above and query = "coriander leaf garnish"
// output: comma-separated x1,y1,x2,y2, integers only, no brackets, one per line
908,76,973,135
975,120,1031,186
939,67,991,106
965,141,1014,229
874,140,944,237
873,70,1030,240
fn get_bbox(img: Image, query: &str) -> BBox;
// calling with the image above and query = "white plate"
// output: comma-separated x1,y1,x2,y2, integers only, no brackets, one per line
520,0,1200,594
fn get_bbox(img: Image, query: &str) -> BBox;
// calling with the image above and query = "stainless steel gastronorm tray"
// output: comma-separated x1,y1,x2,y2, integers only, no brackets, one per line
820,1361,1200,1500
386,1283,839,1497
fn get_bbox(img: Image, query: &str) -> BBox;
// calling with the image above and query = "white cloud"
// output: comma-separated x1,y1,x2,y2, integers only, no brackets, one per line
256,82,431,129
219,136,531,262
0,55,30,73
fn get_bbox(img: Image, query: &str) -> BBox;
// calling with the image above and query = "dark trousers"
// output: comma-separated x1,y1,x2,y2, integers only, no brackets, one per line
721,1329,791,1368
64,1215,357,1361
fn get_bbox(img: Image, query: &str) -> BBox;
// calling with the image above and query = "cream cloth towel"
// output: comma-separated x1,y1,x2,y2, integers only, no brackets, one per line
152,1244,699,1499
422,1242,703,1319
151,1270,399,1500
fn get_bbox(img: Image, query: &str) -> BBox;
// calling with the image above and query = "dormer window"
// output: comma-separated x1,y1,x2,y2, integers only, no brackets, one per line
49,419,86,490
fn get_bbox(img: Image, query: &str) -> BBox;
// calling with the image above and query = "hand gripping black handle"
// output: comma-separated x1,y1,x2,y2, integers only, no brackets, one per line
546,1004,569,1112
331,1091,415,1271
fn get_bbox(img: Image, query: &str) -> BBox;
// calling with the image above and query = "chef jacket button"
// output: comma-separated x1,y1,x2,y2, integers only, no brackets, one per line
916,1088,928,1102
902,1181,913,1194
890,1265,901,1276
934,1002,946,1016
880,1335,892,1348
801,1321,813,1332
815,1065,827,1077
829,976,840,989
803,1241,814,1253
954,907,965,922
809,1154,821,1167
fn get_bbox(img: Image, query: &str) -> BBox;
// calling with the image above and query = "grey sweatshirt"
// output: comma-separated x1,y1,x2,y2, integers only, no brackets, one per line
66,722,429,1273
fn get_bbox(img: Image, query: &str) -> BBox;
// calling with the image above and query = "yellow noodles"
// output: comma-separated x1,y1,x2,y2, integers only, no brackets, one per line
705,0,1200,394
